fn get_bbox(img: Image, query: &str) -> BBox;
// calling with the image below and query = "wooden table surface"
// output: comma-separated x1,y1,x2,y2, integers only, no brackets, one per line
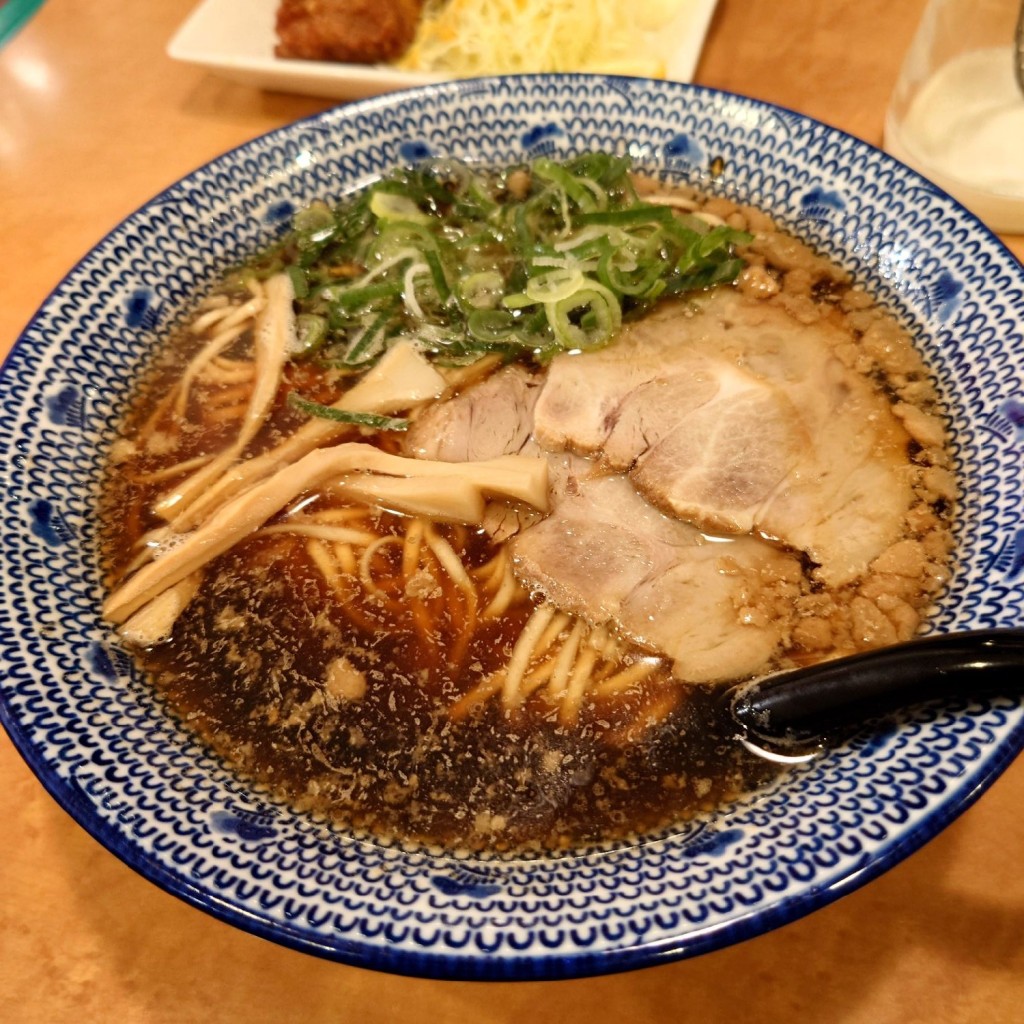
2,2,1022,1021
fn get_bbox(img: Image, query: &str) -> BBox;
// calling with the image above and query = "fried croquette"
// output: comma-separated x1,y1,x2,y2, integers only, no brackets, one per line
275,0,425,64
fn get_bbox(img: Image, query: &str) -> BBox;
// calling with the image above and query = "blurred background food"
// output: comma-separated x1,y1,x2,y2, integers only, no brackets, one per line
275,0,425,64
274,0,692,77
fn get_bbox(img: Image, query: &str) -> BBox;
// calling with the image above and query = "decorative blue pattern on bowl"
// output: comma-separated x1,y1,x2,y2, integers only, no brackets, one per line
1,75,1022,981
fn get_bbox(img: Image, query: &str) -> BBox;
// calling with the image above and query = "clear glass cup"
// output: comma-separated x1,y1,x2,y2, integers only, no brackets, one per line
884,0,1024,233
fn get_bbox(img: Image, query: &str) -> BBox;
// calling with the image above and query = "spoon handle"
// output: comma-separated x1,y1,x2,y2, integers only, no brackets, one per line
730,628,1024,747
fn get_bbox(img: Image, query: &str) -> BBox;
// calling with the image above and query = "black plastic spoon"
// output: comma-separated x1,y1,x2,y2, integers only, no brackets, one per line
729,628,1024,750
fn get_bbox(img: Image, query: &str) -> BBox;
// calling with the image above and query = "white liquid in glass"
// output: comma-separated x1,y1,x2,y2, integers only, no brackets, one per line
885,47,1024,232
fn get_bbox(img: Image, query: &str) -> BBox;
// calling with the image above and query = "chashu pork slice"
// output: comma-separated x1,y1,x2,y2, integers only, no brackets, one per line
607,360,807,535
533,289,914,586
406,363,542,463
511,474,802,683
405,363,597,540
532,305,808,537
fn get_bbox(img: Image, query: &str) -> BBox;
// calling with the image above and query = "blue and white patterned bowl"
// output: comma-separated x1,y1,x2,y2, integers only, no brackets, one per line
1,76,1022,980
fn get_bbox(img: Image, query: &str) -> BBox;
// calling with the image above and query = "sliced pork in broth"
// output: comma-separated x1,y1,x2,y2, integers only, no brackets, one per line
511,473,800,682
407,363,542,463
532,289,915,586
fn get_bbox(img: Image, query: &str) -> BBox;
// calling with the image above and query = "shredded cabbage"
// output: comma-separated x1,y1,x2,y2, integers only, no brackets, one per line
398,0,688,78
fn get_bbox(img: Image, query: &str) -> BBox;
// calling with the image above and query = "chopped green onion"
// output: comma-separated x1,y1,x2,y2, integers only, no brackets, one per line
423,248,451,303
369,223,439,262
369,189,431,225
327,281,402,311
288,393,409,431
575,205,675,228
467,308,520,342
343,305,396,365
458,271,506,310
286,265,309,300
501,291,536,311
546,282,621,351
533,158,604,213
293,202,336,244
293,313,327,357
597,249,668,297
525,266,586,304
249,153,749,382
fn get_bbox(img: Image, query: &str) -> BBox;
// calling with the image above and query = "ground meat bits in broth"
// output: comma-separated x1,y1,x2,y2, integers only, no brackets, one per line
99,168,955,853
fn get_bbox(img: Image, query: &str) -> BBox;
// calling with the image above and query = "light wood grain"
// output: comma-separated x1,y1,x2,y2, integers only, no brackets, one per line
1,3,1021,1022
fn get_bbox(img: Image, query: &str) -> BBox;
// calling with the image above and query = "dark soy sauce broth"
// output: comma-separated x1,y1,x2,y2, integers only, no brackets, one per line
100,165,955,852
103,493,783,853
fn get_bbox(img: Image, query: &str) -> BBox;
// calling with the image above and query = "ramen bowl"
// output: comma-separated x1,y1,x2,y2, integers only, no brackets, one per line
1,75,1022,980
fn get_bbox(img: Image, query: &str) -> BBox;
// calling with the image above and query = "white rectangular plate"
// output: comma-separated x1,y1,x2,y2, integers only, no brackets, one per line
167,0,718,101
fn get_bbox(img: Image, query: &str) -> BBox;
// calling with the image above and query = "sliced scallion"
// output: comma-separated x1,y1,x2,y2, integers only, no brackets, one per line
287,393,409,431
369,189,431,225
293,313,327,357
252,152,750,377
546,282,621,351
